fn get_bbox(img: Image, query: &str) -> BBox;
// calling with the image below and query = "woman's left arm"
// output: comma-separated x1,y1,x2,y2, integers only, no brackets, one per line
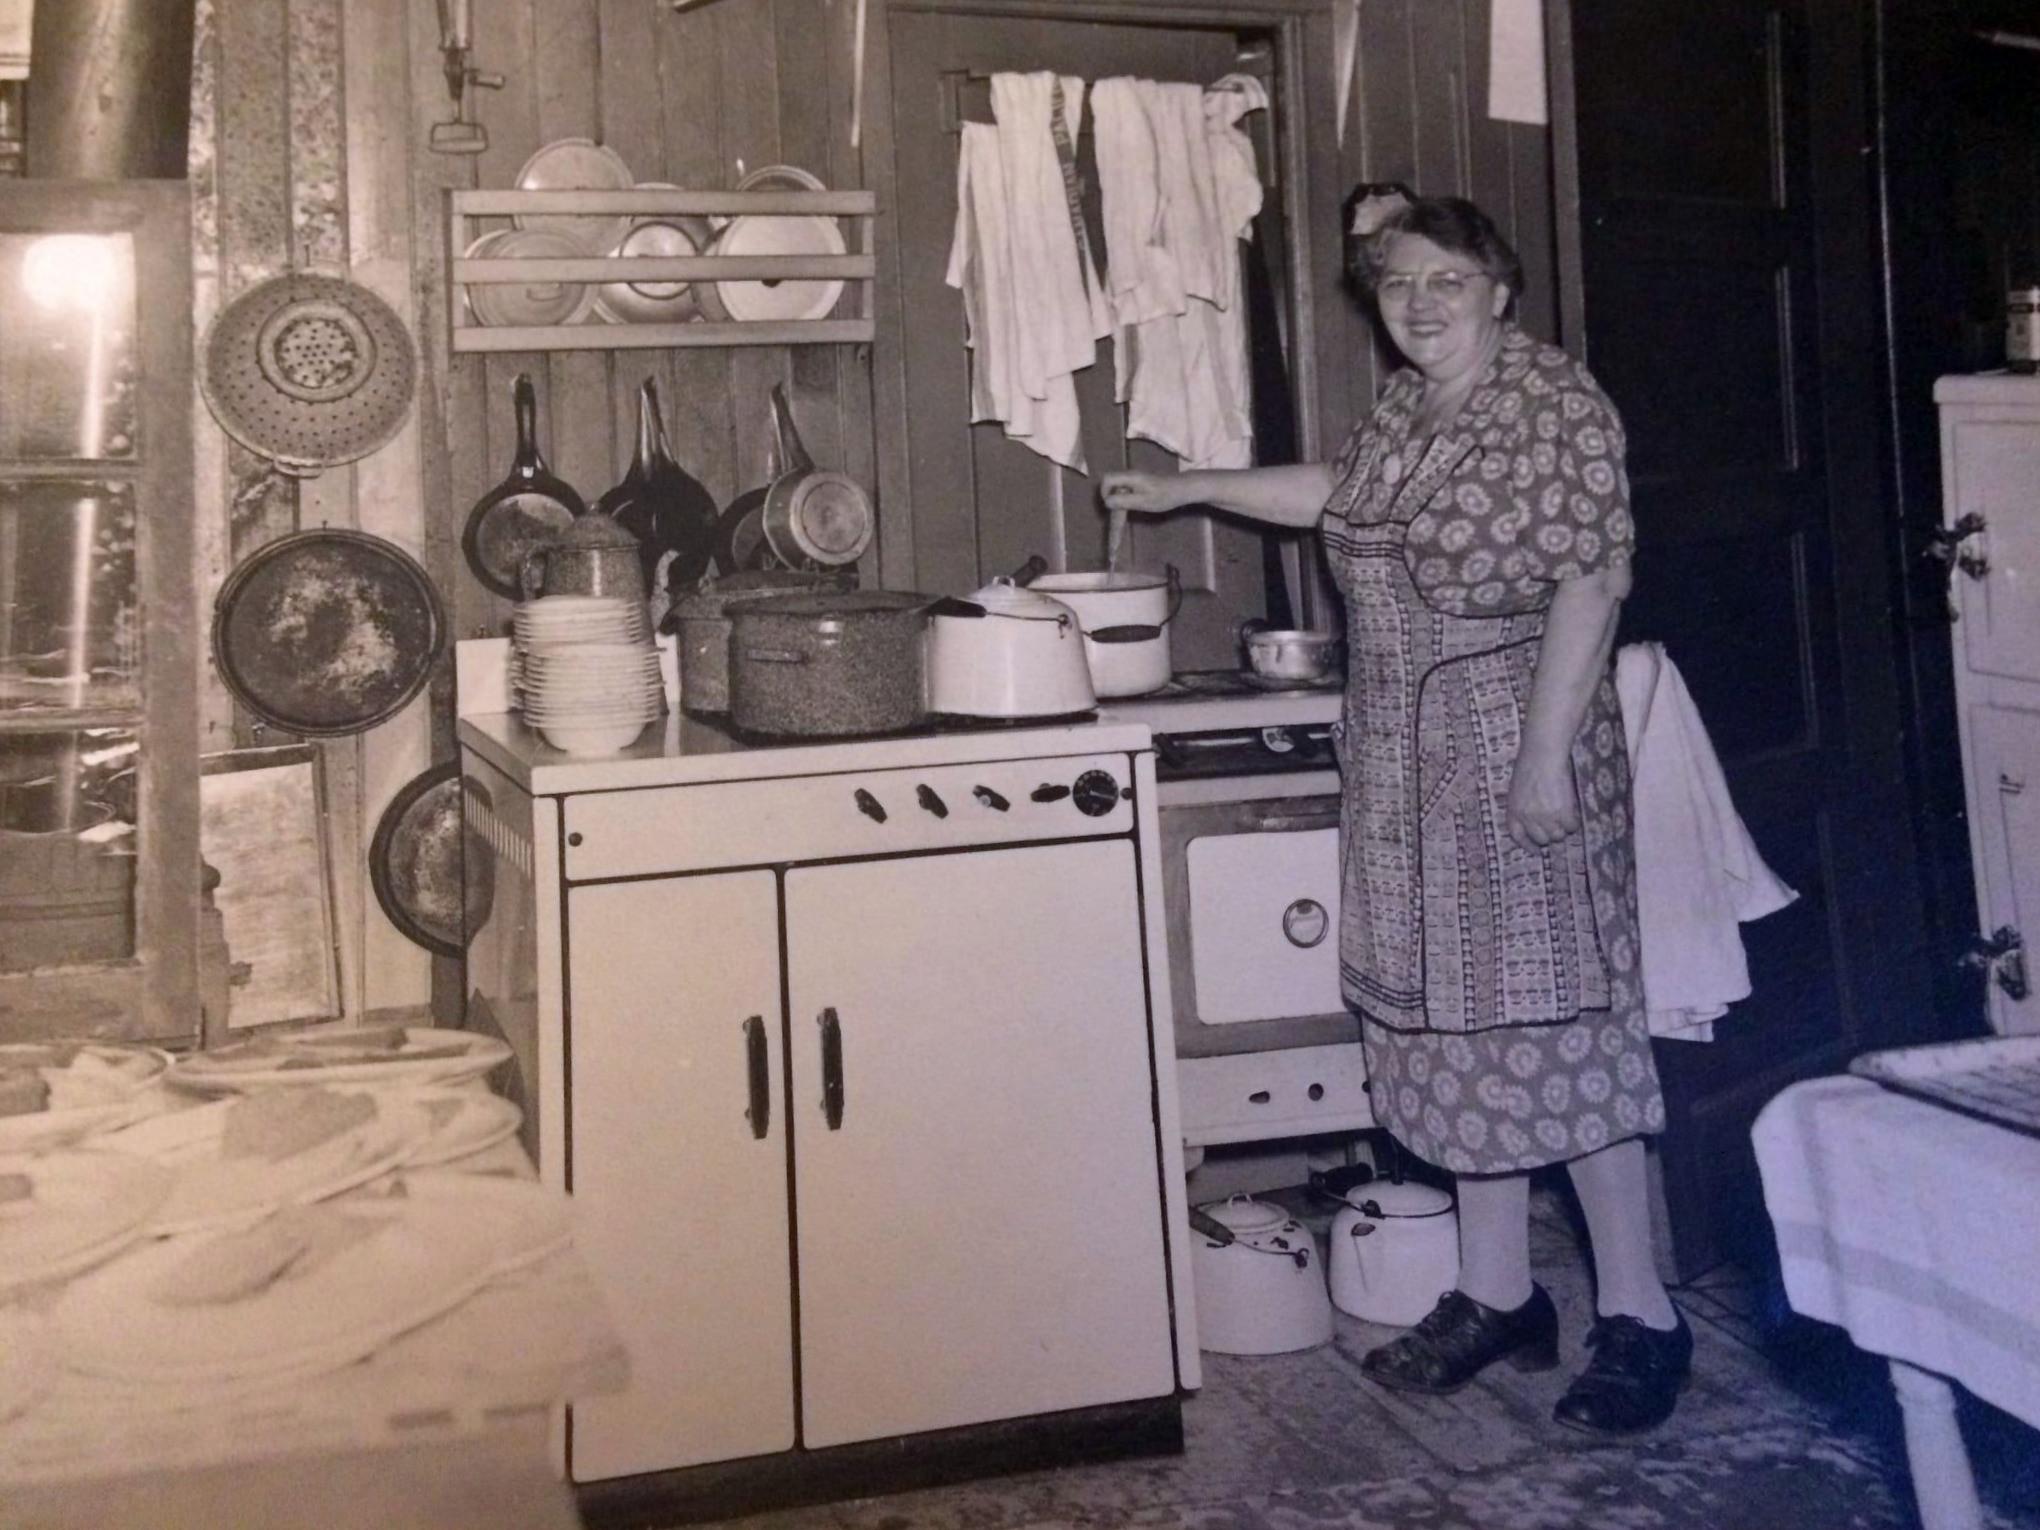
1506,562,1631,849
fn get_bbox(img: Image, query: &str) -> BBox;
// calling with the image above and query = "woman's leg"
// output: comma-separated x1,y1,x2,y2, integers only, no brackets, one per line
1564,1137,1677,1328
1455,1169,1535,1311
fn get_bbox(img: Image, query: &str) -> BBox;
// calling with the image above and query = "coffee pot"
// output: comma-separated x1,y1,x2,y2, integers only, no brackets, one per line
518,511,646,604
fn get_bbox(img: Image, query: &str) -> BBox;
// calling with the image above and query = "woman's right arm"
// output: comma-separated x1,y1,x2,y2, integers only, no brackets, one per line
1099,464,1334,530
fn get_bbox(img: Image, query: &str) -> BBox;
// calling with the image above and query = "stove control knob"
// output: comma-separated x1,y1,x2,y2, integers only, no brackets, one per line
1260,726,1297,755
916,785,949,818
973,785,1011,812
1071,770,1121,817
1030,783,1071,804
853,788,887,823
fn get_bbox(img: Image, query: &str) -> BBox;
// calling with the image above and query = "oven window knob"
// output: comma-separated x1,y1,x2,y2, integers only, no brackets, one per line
916,785,949,818
1030,783,1071,803
853,788,887,823
972,785,1010,812
1282,898,1330,948
1071,770,1120,817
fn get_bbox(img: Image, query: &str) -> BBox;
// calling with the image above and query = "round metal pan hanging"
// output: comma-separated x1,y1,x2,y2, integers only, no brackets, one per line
213,528,445,737
199,273,418,476
370,761,493,959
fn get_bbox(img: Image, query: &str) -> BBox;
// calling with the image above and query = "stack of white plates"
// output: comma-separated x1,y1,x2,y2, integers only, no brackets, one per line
512,596,664,755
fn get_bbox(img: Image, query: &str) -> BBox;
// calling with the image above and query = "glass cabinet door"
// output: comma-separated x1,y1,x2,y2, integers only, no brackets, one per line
0,183,197,1042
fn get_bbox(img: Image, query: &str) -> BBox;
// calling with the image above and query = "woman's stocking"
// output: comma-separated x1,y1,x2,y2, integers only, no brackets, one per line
1565,1137,1677,1328
1454,1170,1533,1311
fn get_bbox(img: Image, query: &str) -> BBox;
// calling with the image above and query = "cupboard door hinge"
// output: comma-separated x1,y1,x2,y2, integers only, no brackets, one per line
1960,925,2030,1002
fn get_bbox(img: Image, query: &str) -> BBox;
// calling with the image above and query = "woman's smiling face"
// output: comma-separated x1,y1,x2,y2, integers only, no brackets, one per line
1376,232,1510,385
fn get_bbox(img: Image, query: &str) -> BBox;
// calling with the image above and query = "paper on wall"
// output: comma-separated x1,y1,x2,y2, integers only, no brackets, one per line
1488,0,1548,125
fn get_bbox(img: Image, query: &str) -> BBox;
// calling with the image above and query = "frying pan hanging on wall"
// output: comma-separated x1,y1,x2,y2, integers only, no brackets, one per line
199,273,417,476
213,528,445,737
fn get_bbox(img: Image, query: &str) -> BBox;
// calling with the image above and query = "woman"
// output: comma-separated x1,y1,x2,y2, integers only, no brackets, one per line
1102,194,1689,1435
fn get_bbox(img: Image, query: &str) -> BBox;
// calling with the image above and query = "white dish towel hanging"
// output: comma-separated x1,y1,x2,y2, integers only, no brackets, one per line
945,72,1110,472
1616,642,1799,1041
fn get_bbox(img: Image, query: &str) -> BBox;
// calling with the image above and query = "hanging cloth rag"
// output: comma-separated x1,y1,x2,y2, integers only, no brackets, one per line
945,72,1109,473
1615,642,1799,1041
1093,74,1267,470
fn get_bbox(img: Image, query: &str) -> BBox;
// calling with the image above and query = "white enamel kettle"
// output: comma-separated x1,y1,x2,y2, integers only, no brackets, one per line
1327,1180,1460,1328
1189,1197,1333,1355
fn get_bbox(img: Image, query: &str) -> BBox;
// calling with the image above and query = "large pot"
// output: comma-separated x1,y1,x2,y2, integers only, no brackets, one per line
926,577,1095,720
1028,568,1179,698
669,569,852,716
727,590,930,738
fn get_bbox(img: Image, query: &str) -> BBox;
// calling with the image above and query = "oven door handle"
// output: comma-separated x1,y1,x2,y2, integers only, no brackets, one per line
1248,811,1339,833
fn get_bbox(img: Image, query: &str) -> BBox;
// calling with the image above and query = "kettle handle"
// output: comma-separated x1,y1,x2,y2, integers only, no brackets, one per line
517,547,548,603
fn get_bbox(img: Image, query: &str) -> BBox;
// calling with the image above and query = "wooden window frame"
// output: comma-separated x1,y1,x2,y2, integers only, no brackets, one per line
0,179,199,1045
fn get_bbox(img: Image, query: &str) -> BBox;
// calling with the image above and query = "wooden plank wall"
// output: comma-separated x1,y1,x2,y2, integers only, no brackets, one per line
186,0,1558,1022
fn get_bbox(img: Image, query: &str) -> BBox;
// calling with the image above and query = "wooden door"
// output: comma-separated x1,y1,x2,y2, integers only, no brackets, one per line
878,8,1279,668
1560,0,1938,1276
565,871,792,1481
784,842,1175,1449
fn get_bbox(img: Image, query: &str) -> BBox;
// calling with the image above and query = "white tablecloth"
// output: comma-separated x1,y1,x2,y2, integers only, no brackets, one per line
1752,1074,2040,1430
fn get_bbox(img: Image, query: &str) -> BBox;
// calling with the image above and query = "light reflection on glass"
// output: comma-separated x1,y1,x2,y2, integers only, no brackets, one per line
0,232,137,460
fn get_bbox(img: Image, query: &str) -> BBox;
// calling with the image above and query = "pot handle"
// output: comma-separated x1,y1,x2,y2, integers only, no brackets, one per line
1082,563,1184,643
738,647,811,665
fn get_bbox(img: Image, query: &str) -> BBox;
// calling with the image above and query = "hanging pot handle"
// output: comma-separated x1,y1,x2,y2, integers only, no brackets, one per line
517,548,549,602
769,383,815,475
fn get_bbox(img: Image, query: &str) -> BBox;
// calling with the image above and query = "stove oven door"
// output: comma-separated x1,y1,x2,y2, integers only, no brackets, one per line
1161,793,1356,1058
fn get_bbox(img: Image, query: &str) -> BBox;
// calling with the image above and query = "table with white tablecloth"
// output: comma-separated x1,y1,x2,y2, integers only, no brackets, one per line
1753,1074,2040,1530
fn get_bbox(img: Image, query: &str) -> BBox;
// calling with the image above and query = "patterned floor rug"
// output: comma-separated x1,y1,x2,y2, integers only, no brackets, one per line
654,1190,2040,1530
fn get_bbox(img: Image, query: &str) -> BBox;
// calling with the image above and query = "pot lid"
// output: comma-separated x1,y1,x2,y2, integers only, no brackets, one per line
547,511,641,553
736,589,928,619
1344,1181,1454,1219
1200,1196,1295,1239
672,570,851,620
959,575,1080,625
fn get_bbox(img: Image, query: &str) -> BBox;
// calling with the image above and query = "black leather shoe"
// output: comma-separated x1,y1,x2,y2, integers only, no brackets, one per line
1552,1310,1693,1434
1360,1285,1561,1395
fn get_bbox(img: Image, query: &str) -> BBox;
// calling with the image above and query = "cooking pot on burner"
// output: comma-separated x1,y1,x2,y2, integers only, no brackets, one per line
1028,567,1181,698
925,577,1095,720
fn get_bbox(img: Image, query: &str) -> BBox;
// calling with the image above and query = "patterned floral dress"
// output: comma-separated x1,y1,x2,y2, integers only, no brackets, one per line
1323,324,1664,1175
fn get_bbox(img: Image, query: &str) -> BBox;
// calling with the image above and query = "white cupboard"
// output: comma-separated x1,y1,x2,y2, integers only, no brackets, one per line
1935,374,2040,1033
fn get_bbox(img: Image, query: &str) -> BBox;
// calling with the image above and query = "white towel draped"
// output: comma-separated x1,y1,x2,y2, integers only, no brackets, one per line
944,72,1108,473
1615,642,1799,1041
1092,74,1266,470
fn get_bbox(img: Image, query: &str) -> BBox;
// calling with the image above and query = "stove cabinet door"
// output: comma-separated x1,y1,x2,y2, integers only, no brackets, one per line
565,870,792,1480
784,840,1178,1449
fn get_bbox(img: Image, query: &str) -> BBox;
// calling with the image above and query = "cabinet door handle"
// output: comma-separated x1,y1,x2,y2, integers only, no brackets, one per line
819,1006,845,1130
743,1015,770,1140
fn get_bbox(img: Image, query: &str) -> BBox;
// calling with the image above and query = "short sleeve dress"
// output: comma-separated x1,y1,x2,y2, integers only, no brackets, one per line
1322,324,1664,1175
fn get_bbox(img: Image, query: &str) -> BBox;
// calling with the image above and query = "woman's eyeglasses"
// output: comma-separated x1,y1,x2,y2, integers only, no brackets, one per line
1376,270,1487,306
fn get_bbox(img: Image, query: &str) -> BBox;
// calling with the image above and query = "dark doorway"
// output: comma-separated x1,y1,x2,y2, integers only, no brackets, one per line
1560,0,1941,1277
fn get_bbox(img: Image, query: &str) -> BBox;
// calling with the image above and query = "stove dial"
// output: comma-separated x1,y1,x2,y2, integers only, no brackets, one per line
853,788,887,823
1030,783,1071,804
1260,726,1297,755
1071,769,1121,817
916,784,949,818
973,785,1010,812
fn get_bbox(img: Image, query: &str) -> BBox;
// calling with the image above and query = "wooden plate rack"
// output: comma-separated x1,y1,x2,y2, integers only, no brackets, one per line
447,187,877,353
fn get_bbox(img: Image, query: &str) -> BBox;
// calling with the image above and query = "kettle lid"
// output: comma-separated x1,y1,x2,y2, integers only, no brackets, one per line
1345,1181,1454,1219
551,511,640,551
1200,1196,1294,1239
963,575,1081,626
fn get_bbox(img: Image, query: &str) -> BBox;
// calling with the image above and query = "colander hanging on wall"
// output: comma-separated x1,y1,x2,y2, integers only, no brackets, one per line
199,273,418,476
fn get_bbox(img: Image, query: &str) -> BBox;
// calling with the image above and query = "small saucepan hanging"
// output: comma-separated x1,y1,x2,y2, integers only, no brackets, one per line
199,273,418,477
213,528,446,737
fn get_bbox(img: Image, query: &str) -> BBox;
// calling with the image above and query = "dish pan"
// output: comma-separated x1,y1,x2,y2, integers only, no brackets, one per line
167,1025,512,1095
212,528,446,737
465,228,598,329
513,137,636,257
1849,1035,2040,1138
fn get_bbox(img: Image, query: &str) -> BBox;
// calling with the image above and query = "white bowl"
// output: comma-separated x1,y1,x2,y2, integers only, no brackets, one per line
538,718,652,756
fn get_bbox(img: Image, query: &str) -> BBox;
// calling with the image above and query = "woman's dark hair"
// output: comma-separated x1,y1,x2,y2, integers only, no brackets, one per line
1348,194,1526,308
